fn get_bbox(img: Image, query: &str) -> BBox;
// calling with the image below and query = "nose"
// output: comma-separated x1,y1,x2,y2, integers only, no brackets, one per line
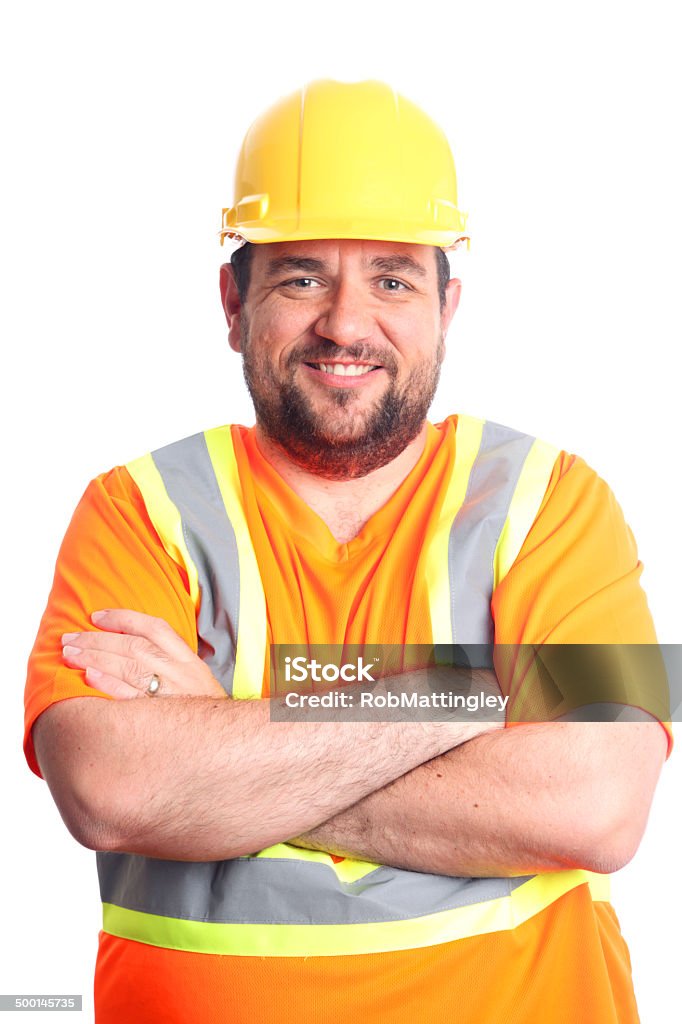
314,280,374,347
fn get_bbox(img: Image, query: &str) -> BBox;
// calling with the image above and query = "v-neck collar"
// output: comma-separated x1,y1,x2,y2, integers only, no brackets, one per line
238,423,446,563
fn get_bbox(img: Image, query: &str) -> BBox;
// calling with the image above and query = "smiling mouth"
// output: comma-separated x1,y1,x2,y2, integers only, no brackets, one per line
304,362,381,377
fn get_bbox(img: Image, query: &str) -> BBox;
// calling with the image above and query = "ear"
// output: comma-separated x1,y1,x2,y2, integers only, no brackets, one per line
219,263,245,352
440,278,462,340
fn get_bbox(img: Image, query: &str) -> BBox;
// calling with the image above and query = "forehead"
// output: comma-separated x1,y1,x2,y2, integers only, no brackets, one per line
251,238,438,280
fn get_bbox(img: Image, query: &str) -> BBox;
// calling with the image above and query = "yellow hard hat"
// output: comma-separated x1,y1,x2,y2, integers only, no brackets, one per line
220,79,468,249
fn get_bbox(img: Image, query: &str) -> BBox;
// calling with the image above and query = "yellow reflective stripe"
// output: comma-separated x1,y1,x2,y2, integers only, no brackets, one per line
254,843,380,883
102,869,606,958
126,452,200,608
587,872,610,901
493,438,560,587
203,426,267,700
424,415,484,645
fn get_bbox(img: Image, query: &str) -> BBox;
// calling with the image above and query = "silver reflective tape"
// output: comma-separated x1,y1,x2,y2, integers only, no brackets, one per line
557,702,660,723
152,432,241,695
449,421,535,649
98,851,531,926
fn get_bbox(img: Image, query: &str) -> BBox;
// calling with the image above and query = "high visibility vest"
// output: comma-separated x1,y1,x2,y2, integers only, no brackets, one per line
98,415,609,957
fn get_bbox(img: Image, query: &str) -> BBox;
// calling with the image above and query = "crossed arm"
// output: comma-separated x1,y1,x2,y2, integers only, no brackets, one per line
32,610,667,876
294,718,666,876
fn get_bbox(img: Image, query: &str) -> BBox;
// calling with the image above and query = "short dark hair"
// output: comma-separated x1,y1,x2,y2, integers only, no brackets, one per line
230,242,451,310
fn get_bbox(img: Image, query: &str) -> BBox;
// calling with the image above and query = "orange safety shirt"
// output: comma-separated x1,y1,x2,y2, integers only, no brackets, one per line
24,416,670,1024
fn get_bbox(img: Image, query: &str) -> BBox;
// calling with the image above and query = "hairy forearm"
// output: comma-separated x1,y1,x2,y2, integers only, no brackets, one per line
34,690,499,861
294,721,667,876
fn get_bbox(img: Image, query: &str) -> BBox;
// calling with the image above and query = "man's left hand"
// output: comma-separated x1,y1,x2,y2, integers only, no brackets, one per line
61,608,226,700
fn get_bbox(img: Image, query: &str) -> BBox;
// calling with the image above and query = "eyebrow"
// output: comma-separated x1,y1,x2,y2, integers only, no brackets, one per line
264,254,428,279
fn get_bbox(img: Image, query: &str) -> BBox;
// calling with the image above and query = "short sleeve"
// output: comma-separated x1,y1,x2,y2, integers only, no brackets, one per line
491,452,672,751
24,466,197,777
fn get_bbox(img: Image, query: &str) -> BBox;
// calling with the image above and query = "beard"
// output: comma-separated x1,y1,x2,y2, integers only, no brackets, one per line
241,319,444,480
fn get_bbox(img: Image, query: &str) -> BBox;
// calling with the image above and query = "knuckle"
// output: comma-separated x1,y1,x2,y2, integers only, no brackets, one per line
133,634,168,663
151,615,173,636
127,635,152,657
125,660,151,685
87,647,108,667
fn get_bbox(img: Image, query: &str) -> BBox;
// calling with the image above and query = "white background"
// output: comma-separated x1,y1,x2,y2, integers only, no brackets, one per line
1,1,680,1020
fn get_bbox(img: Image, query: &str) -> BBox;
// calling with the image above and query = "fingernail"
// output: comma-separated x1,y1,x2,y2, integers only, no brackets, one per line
86,667,102,681
63,645,82,657
91,611,109,624
61,632,80,643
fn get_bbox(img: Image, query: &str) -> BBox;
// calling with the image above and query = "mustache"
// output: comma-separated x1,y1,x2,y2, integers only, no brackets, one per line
285,341,398,373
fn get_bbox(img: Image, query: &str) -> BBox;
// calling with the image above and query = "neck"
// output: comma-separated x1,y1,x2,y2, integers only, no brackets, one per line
254,424,429,544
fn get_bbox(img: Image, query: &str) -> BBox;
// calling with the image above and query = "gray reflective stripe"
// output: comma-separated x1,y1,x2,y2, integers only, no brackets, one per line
152,432,241,695
449,421,535,649
98,852,532,926
557,703,659,723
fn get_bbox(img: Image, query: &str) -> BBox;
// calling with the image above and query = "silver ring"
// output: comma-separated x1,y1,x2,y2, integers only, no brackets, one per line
146,674,161,696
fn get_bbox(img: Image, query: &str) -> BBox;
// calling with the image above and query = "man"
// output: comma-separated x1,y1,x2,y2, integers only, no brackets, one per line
25,80,669,1023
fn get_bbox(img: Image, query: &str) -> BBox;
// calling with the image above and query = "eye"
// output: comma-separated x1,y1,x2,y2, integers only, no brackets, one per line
282,277,322,290
378,278,410,292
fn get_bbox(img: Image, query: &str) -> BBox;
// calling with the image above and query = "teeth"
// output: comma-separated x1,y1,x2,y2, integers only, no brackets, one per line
317,363,377,377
